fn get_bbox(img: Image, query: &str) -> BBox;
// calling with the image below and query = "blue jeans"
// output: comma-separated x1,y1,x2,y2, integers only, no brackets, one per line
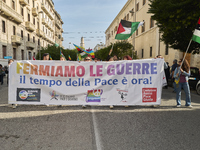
176,82,191,106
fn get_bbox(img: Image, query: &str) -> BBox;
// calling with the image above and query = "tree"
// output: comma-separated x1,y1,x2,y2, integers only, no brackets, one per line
95,41,137,60
148,0,200,53
36,45,78,60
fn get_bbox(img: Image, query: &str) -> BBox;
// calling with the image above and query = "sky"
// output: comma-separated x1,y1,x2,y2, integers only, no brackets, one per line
53,0,128,50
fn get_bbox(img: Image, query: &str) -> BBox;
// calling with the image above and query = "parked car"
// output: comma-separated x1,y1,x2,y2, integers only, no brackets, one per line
196,80,200,95
189,67,200,95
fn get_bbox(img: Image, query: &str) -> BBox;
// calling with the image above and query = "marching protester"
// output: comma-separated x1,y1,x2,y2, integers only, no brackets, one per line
43,53,49,60
82,56,92,108
113,55,118,61
6,59,14,85
123,55,132,60
60,56,66,61
174,58,192,108
171,59,178,92
164,62,170,89
0,64,5,85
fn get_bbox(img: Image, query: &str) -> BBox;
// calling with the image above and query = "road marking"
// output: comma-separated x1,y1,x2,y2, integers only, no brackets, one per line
91,107,102,150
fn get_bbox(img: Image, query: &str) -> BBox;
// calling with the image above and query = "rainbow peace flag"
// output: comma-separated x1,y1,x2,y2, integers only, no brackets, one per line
50,55,53,60
60,50,66,60
73,44,95,59
68,55,71,61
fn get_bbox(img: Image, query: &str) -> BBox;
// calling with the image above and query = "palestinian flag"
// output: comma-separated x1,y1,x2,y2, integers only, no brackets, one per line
115,20,144,40
192,18,200,44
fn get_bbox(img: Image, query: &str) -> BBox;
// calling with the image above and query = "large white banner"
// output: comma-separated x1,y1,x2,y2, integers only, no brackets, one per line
9,59,166,106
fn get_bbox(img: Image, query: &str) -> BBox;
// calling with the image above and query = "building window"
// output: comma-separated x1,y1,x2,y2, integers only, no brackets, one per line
142,49,144,58
150,17,154,28
33,18,35,25
12,0,15,10
13,26,16,35
32,0,34,7
33,36,35,43
28,13,30,21
21,7,24,16
21,50,24,60
136,29,138,36
2,46,7,59
2,20,6,33
142,22,145,33
13,48,16,59
37,21,39,29
165,44,169,55
38,39,40,45
127,14,129,21
28,52,32,60
28,34,30,41
143,0,146,5
136,3,139,11
21,30,23,39
150,47,152,57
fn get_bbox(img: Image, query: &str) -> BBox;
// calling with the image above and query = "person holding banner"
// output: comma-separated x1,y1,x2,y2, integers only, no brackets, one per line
82,56,92,108
60,56,66,61
174,59,192,108
43,53,49,60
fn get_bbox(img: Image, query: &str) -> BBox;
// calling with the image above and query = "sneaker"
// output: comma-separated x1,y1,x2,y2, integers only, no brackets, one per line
176,105,181,108
109,105,114,109
82,105,86,108
12,104,17,109
186,105,193,108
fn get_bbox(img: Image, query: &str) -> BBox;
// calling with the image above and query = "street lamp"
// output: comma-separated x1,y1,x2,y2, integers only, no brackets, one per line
38,11,43,60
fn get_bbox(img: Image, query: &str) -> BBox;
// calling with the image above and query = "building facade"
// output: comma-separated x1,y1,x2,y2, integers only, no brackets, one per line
105,0,200,67
0,0,64,60
94,42,105,52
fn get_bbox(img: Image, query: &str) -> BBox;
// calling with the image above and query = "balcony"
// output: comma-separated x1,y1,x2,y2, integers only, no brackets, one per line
55,20,61,29
19,0,28,6
36,29,44,37
61,37,64,41
11,35,22,45
41,3,54,20
26,41,35,50
61,28,63,33
0,1,23,24
42,18,47,25
32,8,38,17
25,22,35,32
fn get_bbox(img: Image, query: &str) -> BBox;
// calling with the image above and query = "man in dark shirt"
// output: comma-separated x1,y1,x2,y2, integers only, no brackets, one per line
171,59,178,92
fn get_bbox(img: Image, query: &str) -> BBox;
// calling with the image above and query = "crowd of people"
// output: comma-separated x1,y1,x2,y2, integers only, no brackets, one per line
0,52,192,109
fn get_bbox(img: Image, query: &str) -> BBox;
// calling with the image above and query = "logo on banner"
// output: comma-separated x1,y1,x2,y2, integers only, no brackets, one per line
49,90,59,100
86,89,103,102
142,88,157,102
17,88,41,102
117,88,128,102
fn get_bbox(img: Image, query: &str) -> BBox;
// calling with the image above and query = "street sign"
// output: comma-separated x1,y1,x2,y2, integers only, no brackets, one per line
4,56,12,59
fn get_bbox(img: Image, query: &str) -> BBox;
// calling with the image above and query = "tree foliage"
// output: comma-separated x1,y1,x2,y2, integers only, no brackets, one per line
36,45,78,60
95,41,137,60
148,0,200,53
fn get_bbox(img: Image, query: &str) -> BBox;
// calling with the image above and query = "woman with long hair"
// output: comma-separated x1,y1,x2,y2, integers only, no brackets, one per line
174,58,192,108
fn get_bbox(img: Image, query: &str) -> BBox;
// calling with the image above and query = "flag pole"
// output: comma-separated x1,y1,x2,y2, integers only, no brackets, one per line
179,39,192,68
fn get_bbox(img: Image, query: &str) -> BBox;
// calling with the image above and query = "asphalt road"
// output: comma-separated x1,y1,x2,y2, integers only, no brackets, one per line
0,77,200,150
